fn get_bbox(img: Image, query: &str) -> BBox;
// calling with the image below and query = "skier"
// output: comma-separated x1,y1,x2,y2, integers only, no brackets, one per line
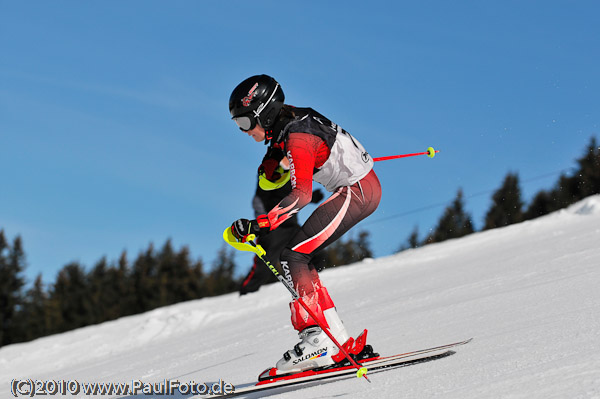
228,75,382,375
239,172,325,295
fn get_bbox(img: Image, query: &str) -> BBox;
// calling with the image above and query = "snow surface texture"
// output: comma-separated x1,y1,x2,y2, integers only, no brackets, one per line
2,195,600,398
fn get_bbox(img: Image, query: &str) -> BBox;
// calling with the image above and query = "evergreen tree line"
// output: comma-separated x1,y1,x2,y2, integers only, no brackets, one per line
399,137,600,250
0,238,240,347
0,231,373,347
1,137,597,347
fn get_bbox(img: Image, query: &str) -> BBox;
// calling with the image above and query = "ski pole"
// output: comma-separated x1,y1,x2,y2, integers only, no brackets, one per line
373,146,439,162
223,228,370,382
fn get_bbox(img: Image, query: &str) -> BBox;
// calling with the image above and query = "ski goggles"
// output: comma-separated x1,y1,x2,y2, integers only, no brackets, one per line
232,115,257,132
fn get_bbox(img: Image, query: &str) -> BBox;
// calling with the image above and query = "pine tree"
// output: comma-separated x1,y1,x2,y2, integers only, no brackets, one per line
322,230,373,267
574,137,600,198
398,226,420,252
173,246,205,302
424,189,474,244
16,274,49,342
132,244,159,312
157,240,177,306
483,172,524,230
50,262,91,333
356,231,373,260
156,240,203,306
524,190,556,220
115,251,135,317
188,257,206,299
206,245,237,296
553,174,579,209
322,240,343,268
88,257,126,323
0,232,26,346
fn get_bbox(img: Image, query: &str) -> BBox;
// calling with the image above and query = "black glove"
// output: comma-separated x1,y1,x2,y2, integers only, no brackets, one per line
258,147,285,181
311,189,325,204
230,215,271,242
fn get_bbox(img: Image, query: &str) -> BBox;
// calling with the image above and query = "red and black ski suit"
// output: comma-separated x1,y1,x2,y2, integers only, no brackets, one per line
259,108,382,319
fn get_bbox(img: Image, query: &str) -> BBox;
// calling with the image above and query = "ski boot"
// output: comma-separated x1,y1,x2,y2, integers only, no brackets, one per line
259,287,352,379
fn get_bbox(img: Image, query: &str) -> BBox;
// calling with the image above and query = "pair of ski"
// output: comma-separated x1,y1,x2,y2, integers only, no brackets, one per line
212,338,472,397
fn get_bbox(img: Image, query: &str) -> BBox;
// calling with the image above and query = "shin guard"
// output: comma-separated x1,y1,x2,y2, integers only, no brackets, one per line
289,287,350,344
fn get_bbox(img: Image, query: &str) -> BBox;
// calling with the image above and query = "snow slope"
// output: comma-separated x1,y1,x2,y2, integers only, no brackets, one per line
2,195,600,399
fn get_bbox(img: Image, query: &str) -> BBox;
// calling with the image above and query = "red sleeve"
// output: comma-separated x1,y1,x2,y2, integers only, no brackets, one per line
265,133,324,230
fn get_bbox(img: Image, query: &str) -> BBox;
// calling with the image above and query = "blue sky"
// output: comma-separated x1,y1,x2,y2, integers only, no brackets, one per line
1,1,599,286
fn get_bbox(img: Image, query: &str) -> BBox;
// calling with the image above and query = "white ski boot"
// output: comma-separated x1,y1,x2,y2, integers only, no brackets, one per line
274,287,351,374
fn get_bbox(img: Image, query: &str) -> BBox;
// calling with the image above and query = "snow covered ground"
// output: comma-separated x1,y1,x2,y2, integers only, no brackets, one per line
2,195,600,399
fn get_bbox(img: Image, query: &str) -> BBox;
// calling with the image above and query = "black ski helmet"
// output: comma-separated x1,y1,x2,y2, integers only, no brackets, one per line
229,74,285,131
